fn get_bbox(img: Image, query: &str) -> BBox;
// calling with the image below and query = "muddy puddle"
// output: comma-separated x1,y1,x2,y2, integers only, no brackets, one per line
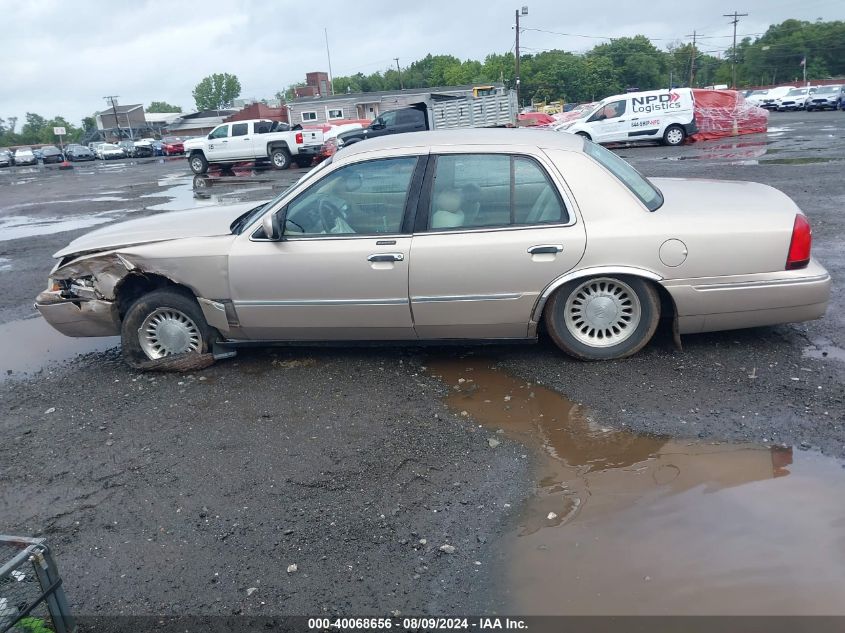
430,358,845,615
0,316,119,381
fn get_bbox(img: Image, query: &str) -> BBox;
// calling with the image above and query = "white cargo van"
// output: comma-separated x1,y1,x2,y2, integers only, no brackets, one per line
554,88,697,146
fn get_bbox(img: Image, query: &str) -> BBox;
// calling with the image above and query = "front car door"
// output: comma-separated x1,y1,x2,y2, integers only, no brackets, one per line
227,153,426,340
408,150,587,339
587,100,628,143
206,124,230,160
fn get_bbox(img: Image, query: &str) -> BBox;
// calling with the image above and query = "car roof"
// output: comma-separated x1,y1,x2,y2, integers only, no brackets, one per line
338,128,585,159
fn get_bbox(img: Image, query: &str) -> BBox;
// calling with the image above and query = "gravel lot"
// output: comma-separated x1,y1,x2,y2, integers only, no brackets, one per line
1,112,843,617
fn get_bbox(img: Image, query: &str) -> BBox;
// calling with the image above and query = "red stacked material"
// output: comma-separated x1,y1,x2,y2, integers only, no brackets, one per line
690,89,768,141
518,112,557,126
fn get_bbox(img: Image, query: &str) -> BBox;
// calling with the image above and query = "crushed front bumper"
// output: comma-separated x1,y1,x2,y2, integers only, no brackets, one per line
35,290,120,337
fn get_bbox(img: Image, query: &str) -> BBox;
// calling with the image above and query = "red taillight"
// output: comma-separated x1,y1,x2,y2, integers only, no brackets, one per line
786,214,812,270
295,132,303,144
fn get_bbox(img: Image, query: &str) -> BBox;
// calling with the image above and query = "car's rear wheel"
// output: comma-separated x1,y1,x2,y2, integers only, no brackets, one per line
663,124,686,146
121,289,215,369
544,276,660,360
271,148,292,170
189,153,208,174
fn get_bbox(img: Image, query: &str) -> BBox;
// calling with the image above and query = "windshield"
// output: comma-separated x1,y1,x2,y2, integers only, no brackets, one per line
230,157,335,234
816,86,840,94
786,89,805,96
583,140,664,211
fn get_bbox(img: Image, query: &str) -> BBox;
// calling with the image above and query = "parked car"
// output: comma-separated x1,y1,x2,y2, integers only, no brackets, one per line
13,147,37,166
132,142,154,158
35,129,830,369
805,85,844,111
744,89,770,106
65,145,95,161
136,139,163,156
337,90,516,147
776,87,815,111
33,148,44,161
0,148,12,167
96,143,126,160
118,141,138,157
553,88,697,146
162,137,184,156
40,145,65,164
758,86,796,110
183,120,324,173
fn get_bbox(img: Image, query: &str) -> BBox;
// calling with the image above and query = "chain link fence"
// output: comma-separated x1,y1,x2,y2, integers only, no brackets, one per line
0,536,75,633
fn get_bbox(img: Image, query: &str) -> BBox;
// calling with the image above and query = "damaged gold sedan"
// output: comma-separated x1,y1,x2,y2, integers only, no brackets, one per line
37,130,831,368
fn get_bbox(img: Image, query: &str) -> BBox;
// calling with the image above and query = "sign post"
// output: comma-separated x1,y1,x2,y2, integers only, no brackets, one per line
53,126,66,153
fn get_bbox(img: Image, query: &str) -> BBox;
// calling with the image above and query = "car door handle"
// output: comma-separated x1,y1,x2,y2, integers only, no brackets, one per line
528,244,563,255
243,137,250,140
368,253,404,262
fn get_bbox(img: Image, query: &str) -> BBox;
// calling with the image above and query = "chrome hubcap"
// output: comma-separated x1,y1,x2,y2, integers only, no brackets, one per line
191,158,203,171
667,129,683,144
273,153,286,167
564,278,641,347
138,308,201,359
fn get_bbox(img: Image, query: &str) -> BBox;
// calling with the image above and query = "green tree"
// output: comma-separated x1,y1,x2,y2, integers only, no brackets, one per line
147,101,182,112
19,113,47,143
192,73,242,110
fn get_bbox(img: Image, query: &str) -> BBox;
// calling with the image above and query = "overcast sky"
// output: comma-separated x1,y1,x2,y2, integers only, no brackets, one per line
2,0,842,127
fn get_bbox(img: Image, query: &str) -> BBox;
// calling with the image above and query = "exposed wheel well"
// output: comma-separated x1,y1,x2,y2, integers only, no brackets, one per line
114,273,196,320
267,142,290,152
189,149,205,157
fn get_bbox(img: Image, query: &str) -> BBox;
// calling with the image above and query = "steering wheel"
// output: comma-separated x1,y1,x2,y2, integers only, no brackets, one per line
314,195,347,233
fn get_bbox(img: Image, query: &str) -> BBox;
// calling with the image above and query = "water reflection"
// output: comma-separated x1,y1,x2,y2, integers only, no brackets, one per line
429,358,845,615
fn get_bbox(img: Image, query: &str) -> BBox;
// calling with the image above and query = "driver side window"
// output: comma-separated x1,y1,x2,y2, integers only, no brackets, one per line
283,157,418,237
209,125,229,139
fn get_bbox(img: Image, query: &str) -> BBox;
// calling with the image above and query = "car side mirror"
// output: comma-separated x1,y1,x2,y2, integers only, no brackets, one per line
208,134,214,139
371,121,384,130
262,213,281,241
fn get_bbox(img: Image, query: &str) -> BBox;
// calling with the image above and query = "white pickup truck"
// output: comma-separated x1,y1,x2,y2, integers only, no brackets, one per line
183,119,324,174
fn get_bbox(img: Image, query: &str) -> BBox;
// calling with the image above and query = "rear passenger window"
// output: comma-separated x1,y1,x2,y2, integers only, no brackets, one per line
427,154,566,230
231,123,248,137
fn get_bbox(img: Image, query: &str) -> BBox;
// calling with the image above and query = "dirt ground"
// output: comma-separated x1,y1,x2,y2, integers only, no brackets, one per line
1,112,844,618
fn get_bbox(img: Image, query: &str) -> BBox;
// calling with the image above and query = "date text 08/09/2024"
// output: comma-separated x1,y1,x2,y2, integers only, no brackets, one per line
307,617,528,630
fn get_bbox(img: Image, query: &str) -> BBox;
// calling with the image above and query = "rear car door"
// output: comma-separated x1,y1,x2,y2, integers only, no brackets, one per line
408,151,587,339
397,108,427,133
228,121,253,159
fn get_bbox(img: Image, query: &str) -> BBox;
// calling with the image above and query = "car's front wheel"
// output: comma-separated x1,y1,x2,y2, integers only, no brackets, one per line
189,153,208,174
663,124,686,146
121,289,215,369
544,276,660,360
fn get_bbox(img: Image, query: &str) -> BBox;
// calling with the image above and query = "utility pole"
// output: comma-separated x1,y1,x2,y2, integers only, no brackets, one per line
103,95,121,141
394,57,403,90
515,6,528,118
723,11,748,89
324,28,334,95
686,30,697,87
